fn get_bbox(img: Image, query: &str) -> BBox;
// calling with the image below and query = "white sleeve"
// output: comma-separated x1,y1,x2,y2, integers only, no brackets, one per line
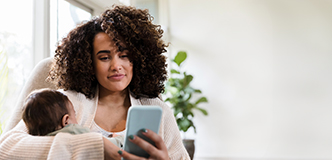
0,121,104,160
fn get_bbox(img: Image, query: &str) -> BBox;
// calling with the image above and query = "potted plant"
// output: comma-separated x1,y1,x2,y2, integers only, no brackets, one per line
164,51,208,160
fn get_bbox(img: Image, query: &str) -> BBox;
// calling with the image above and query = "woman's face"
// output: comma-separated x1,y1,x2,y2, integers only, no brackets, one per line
92,32,133,93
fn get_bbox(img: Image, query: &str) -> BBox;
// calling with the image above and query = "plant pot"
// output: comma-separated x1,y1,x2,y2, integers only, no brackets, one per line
183,139,195,160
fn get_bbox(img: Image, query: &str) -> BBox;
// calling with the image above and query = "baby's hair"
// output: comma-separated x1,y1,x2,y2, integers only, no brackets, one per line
22,89,70,136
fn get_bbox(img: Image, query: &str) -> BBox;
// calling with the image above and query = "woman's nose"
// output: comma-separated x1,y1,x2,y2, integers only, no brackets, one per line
110,57,122,71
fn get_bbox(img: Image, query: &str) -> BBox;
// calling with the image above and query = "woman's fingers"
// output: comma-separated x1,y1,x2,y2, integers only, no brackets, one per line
140,129,167,151
118,149,146,160
128,134,160,156
124,129,169,160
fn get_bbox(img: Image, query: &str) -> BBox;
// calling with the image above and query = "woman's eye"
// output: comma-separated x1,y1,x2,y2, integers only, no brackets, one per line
100,57,109,60
120,55,128,58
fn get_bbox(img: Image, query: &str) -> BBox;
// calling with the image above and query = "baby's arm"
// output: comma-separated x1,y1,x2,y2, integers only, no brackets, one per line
103,137,122,160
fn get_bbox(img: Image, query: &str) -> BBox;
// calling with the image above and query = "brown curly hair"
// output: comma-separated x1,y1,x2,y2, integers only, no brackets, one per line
48,5,168,99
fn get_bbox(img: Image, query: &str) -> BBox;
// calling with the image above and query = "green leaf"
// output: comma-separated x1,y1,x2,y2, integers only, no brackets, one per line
186,103,194,111
191,122,197,133
184,86,195,94
195,97,208,104
177,118,192,132
168,86,179,95
183,74,193,88
194,89,202,93
196,107,208,115
170,69,180,74
189,111,194,117
173,107,182,117
173,51,187,67
185,93,192,102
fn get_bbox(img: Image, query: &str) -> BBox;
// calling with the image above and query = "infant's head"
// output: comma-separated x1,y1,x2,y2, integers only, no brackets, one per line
22,89,77,136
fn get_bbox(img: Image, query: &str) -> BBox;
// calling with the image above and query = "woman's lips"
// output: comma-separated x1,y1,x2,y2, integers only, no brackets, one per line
108,74,125,80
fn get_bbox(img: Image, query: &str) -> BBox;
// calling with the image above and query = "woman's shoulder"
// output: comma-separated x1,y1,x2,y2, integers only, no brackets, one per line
134,96,173,114
133,95,164,106
59,89,83,97
58,89,91,104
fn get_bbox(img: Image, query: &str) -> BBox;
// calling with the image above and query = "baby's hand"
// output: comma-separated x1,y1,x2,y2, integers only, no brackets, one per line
103,137,122,160
107,134,124,148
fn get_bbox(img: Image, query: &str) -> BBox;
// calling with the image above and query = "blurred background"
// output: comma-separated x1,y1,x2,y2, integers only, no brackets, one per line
1,0,332,160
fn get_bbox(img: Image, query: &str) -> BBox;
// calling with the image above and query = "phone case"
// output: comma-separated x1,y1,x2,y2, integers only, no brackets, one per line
123,105,162,158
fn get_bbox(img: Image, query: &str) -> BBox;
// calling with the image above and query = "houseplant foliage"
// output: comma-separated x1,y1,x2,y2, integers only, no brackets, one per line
164,51,208,159
164,51,208,133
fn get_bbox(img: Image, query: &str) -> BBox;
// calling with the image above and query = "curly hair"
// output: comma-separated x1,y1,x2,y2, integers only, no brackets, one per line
48,5,168,99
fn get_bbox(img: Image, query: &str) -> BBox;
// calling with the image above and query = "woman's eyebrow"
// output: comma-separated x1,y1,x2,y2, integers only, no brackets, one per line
118,46,128,51
96,50,110,55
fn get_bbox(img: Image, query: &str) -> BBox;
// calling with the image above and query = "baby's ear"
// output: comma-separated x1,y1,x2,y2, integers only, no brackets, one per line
61,114,70,127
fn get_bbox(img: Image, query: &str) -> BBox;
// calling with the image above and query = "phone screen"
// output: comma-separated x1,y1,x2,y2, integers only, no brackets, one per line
123,105,162,158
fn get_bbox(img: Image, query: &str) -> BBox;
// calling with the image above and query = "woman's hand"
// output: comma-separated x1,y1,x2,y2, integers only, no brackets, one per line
119,129,170,160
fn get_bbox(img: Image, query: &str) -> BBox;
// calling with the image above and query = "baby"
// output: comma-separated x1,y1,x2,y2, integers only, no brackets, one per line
22,89,123,147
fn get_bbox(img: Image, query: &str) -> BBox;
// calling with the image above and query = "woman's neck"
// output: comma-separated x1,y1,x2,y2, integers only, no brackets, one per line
98,87,130,108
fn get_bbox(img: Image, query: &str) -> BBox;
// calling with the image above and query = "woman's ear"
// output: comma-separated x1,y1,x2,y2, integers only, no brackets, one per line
61,114,70,127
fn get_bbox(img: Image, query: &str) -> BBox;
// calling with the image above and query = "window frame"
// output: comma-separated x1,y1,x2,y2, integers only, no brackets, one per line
33,0,51,66
33,0,94,66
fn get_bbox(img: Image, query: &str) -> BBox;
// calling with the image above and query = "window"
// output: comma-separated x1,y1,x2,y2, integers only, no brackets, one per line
134,0,159,24
0,0,34,133
0,0,92,134
132,0,170,43
50,0,92,56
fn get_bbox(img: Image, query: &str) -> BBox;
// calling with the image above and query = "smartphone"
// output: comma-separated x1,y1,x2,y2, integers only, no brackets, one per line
123,105,162,158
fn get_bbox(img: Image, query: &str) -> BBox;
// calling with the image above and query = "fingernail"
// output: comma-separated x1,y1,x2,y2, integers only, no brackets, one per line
142,128,148,133
118,150,123,155
129,135,135,140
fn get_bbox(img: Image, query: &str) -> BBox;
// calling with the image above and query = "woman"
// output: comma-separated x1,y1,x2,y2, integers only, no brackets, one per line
0,5,189,160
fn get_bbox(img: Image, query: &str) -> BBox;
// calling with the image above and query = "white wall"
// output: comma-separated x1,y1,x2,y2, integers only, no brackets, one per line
168,0,332,159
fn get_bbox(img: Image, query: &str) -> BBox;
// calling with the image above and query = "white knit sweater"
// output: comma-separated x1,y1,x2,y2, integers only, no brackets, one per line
0,89,190,160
